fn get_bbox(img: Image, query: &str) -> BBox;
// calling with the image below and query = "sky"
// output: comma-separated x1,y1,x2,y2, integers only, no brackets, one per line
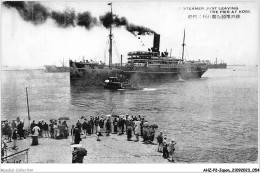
1,1,259,68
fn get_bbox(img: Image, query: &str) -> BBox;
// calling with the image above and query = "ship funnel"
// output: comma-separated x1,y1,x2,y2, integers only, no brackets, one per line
152,33,160,53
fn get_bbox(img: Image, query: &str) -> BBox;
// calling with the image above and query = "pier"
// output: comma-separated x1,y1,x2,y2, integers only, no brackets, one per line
2,133,169,163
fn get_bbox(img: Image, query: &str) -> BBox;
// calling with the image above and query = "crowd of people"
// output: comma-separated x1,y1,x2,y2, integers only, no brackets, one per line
70,115,156,143
1,119,26,149
30,119,69,139
1,114,177,162
70,114,177,161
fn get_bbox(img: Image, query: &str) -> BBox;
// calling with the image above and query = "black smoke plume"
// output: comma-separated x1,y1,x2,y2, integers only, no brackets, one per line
3,1,50,25
51,9,76,27
77,12,97,29
3,2,157,34
3,1,97,29
99,12,156,35
99,12,113,28
3,1,25,10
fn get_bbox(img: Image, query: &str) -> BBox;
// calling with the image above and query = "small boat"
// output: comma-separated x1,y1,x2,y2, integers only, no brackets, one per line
103,77,140,90
103,77,124,90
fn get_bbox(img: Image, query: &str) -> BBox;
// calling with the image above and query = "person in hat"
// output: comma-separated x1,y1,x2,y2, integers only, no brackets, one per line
17,121,24,140
38,121,43,137
168,139,177,162
156,131,163,152
62,121,69,138
113,118,118,134
49,120,54,138
73,126,81,144
99,118,104,135
86,121,92,136
105,118,111,136
126,124,132,141
162,135,169,159
43,121,49,138
30,120,36,132
94,117,99,134
53,122,59,138
82,119,87,136
120,117,125,134
125,117,130,130
58,120,62,137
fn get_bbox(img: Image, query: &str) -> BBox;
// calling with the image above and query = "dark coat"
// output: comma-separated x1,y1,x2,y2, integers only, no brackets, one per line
43,123,49,131
121,119,125,130
163,142,169,158
157,135,163,143
76,122,82,130
38,122,42,129
118,119,122,128
17,123,23,131
90,119,94,126
127,126,132,139
73,128,81,144
82,121,87,130
94,119,99,126
99,120,104,128
105,121,111,131
17,123,24,137
86,122,91,134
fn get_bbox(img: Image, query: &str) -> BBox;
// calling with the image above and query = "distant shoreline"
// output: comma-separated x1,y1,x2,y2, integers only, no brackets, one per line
2,69,45,71
227,64,246,66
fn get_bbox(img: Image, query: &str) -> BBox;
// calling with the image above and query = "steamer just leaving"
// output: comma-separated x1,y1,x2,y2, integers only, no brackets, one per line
70,3,208,86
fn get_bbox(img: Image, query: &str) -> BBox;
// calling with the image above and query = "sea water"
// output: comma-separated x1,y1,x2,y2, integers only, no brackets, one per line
1,66,258,163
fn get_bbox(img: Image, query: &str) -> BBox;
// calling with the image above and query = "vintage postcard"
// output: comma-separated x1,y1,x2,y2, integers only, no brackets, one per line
1,0,259,172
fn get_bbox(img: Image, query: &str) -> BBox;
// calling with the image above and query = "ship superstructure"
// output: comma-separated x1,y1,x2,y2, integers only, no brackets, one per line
70,3,208,86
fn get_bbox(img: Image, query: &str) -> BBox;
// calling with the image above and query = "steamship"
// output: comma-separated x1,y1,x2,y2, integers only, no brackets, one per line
44,59,70,73
44,65,70,73
70,4,208,86
207,58,227,69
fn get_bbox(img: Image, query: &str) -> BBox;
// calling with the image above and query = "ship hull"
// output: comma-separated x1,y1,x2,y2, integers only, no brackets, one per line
70,61,207,86
122,70,207,83
70,67,123,86
208,64,227,69
44,65,70,73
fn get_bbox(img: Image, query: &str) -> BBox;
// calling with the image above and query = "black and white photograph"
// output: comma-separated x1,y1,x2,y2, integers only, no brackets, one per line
1,0,259,172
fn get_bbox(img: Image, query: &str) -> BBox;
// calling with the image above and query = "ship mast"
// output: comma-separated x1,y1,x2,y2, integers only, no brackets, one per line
181,29,185,60
108,2,113,68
